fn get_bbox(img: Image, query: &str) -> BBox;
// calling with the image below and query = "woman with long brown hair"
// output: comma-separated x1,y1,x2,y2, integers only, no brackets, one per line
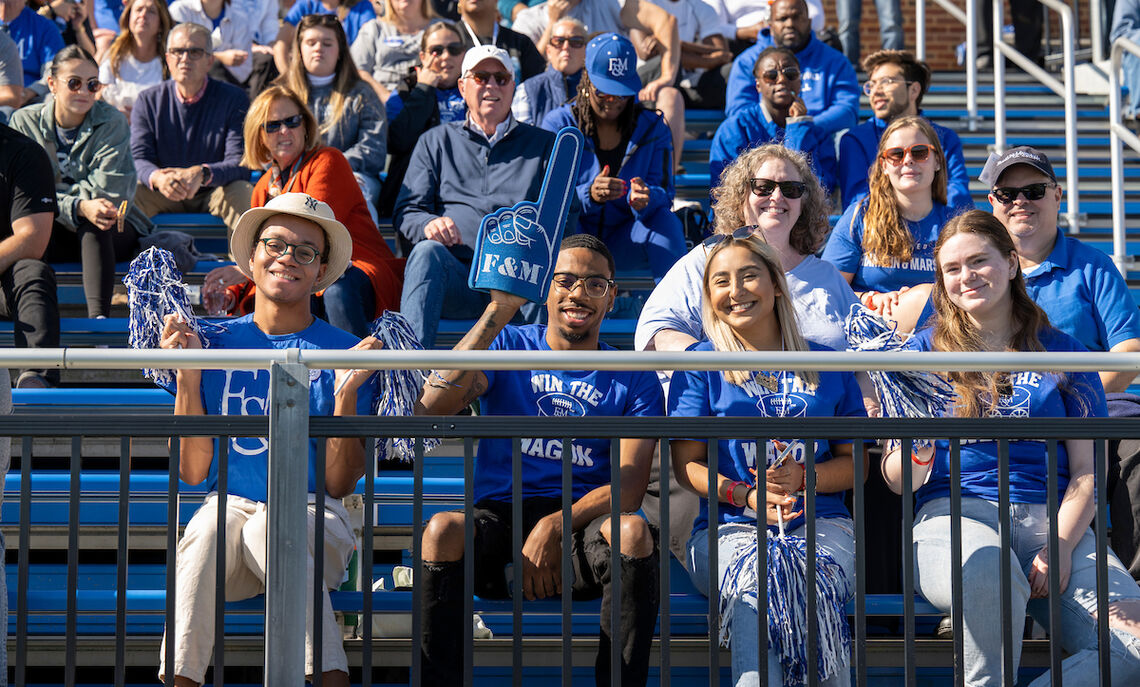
97,0,171,115
883,209,1140,686
822,115,953,332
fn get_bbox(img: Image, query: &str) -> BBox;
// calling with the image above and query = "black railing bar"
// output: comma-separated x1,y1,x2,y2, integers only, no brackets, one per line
949,438,965,687
165,437,179,686
362,437,376,687
901,437,915,687
15,436,30,686
115,436,130,687
313,441,327,685
215,440,229,687
805,436,818,687
463,437,475,687
998,439,1014,687
610,437,621,687
1095,439,1111,686
66,436,80,687
411,437,424,687
1046,439,1062,687
707,439,719,686
511,438,523,687
853,439,866,687
658,440,671,687
561,435,572,687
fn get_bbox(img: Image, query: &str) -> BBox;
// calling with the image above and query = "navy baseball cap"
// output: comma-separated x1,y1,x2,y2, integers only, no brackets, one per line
978,146,1057,187
585,33,641,97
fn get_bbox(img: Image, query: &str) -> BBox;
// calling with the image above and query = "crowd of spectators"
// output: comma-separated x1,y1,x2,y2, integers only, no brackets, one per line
5,0,1140,684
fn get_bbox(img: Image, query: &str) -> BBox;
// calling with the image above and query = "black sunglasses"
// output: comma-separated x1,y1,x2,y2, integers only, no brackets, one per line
759,67,800,84
466,70,511,86
65,76,102,93
262,114,304,133
427,42,464,57
991,182,1056,205
550,35,587,49
702,225,760,247
749,178,807,198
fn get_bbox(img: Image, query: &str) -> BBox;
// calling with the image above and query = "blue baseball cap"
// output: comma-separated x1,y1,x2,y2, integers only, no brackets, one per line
585,33,640,98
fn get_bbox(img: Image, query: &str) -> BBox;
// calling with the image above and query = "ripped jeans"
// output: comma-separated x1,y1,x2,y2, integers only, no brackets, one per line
913,497,1140,686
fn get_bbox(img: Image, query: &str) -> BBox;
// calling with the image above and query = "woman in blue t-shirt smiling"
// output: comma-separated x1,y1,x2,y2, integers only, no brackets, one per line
668,233,867,687
823,115,953,333
883,210,1140,685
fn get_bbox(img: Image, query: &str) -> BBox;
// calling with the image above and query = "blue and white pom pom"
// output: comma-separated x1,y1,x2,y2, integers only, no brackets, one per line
123,246,216,386
719,518,852,685
844,304,956,429
368,311,439,462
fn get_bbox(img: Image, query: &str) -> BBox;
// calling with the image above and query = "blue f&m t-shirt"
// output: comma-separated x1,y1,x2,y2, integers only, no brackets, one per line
475,324,665,504
906,326,1107,511
822,201,953,294
162,314,377,503
666,341,867,535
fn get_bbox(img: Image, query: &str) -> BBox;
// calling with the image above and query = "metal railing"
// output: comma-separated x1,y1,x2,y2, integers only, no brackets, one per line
916,0,981,132
993,0,1081,232
1109,36,1140,276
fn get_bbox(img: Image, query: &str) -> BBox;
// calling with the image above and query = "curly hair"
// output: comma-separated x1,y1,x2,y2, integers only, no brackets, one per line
710,144,830,256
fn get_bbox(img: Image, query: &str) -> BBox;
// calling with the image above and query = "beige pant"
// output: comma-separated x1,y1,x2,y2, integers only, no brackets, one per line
134,179,253,233
159,493,355,683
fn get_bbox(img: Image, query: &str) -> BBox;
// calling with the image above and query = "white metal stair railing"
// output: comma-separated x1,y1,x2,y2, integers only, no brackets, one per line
915,0,981,132
1109,36,1140,277
993,0,1081,233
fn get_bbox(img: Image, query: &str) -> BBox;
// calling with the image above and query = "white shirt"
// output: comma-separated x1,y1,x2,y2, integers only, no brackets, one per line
169,0,257,82
98,54,165,111
698,0,823,32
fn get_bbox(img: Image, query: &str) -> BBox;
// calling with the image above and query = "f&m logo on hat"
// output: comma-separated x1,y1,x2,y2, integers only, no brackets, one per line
608,57,628,77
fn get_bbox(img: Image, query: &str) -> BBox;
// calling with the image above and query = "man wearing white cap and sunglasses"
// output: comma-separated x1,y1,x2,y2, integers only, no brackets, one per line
396,43,580,348
157,192,381,687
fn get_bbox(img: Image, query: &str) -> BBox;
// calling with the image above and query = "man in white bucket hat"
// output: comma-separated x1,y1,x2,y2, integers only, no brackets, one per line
157,192,380,687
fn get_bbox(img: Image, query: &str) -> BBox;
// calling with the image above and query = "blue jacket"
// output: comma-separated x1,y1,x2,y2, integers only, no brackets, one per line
838,114,973,212
725,30,859,137
541,104,675,233
514,66,579,126
709,104,837,193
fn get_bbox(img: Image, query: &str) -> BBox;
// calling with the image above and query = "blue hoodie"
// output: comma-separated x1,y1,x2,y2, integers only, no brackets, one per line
541,103,675,234
838,114,973,212
725,30,859,136
709,103,837,193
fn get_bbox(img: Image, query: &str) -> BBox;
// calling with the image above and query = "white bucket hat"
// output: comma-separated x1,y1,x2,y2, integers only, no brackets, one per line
230,193,353,293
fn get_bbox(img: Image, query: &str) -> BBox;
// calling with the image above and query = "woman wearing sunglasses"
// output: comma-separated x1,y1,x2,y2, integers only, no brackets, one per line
542,33,684,283
10,45,140,319
282,14,387,224
352,0,437,103
822,115,953,333
380,20,466,219
882,209,1140,685
202,85,402,336
709,46,836,195
98,0,172,117
667,233,865,687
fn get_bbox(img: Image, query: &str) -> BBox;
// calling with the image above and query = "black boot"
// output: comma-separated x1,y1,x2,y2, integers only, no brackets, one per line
595,551,661,687
420,559,464,684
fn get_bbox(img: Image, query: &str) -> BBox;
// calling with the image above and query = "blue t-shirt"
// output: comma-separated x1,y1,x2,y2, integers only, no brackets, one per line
161,315,377,503
822,201,952,294
93,0,124,32
667,341,867,535
4,7,65,87
475,324,665,504
284,0,376,43
1023,230,1140,352
385,86,466,124
907,327,1107,511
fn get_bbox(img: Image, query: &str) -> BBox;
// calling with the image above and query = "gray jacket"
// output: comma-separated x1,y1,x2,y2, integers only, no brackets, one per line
9,98,137,232
308,80,388,179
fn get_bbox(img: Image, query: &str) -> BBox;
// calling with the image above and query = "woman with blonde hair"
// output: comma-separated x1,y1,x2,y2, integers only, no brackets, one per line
823,115,953,332
668,233,865,687
351,0,437,103
97,0,171,115
884,209,1140,685
203,86,401,336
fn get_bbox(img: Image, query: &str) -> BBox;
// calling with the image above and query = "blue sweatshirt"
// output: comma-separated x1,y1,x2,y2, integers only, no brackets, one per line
130,78,249,188
709,103,837,193
838,114,973,212
541,104,674,233
725,30,859,137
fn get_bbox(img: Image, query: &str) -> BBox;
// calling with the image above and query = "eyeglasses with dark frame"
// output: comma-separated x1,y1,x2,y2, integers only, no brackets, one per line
262,114,305,134
258,237,322,265
465,70,512,86
166,46,207,61
990,182,1057,205
702,225,760,248
880,143,933,165
758,67,800,84
550,35,587,49
748,178,807,198
64,76,102,93
550,273,615,299
427,42,464,57
863,75,912,95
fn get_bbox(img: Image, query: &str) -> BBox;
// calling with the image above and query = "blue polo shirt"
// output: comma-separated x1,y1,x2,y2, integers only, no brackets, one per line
284,0,376,43
3,7,65,87
1021,230,1140,352
822,201,952,293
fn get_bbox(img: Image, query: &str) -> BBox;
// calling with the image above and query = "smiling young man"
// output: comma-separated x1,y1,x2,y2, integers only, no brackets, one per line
416,233,664,685
157,192,380,687
837,50,971,211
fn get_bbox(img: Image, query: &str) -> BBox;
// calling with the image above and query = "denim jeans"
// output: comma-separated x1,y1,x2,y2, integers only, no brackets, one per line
913,497,1140,687
835,0,904,64
319,265,375,339
687,518,855,687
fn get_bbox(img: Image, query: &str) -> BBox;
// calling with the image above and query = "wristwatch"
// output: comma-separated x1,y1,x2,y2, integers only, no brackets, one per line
200,164,213,187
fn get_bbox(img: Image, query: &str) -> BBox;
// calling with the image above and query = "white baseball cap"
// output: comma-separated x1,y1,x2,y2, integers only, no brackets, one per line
461,44,514,77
